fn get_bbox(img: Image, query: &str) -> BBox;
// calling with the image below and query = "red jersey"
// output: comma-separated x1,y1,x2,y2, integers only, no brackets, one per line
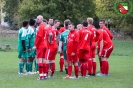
59,27,65,33
35,23,47,49
103,26,113,40
67,30,79,54
46,26,59,49
98,29,113,47
78,27,93,51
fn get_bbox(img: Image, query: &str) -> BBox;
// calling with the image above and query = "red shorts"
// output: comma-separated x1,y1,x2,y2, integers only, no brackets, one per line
67,54,78,63
78,49,90,60
90,49,96,58
101,45,114,58
36,48,47,59
46,48,57,60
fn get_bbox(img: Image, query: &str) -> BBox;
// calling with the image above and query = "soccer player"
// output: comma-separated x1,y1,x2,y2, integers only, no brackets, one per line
76,24,83,31
45,20,60,78
59,19,70,72
26,19,36,74
97,19,113,74
78,20,93,78
58,19,70,74
34,15,48,80
64,22,79,79
48,17,53,26
18,21,29,74
97,19,114,76
87,17,99,76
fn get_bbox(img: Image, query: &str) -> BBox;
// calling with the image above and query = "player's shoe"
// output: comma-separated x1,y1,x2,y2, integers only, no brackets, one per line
48,76,53,78
27,72,35,75
63,75,73,79
82,76,88,78
86,74,90,77
71,76,79,79
96,73,104,76
60,70,63,72
37,77,45,80
18,72,23,75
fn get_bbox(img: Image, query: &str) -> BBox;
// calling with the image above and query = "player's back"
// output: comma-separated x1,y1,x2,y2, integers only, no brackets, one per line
103,26,113,40
78,28,92,51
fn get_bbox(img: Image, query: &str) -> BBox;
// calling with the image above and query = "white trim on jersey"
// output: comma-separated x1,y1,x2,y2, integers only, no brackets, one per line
46,49,50,60
21,28,27,37
104,46,113,58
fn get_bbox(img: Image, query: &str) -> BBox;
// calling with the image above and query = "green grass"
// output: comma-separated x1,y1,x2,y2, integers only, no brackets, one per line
0,38,133,88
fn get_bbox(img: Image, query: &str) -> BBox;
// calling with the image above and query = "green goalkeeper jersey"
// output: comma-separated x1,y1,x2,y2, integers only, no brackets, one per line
27,26,36,48
60,30,70,51
18,27,29,52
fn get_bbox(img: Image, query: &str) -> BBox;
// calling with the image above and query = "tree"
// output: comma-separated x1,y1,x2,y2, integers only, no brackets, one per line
19,0,96,25
2,0,22,24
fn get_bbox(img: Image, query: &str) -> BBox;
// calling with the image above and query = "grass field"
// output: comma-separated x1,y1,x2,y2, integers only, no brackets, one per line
0,37,133,88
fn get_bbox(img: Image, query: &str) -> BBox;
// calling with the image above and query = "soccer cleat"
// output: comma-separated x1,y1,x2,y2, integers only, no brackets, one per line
103,74,109,76
37,77,45,80
63,75,73,79
27,72,35,75
71,76,79,79
86,74,90,77
18,72,23,75
48,76,53,78
60,70,63,72
82,76,88,78
96,73,104,76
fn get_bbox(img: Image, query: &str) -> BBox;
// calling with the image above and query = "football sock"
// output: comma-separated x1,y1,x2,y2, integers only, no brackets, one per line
92,62,96,75
38,63,43,78
74,66,79,77
105,61,109,74
51,63,55,76
68,65,72,76
82,62,87,77
101,61,107,74
60,58,64,71
88,60,93,75
19,62,24,73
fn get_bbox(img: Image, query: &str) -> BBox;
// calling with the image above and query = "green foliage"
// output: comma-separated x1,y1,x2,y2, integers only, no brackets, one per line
19,0,96,25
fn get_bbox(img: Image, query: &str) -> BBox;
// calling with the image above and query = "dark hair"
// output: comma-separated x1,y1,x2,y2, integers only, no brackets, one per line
29,19,35,26
54,20,60,24
82,20,88,27
100,19,105,24
49,17,53,20
23,21,29,27
64,19,70,29
68,22,74,26
43,19,48,23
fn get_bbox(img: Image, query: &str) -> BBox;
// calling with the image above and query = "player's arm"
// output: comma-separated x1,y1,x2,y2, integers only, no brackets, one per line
105,28,113,40
22,40,26,52
72,32,79,55
99,31,103,56
58,34,63,53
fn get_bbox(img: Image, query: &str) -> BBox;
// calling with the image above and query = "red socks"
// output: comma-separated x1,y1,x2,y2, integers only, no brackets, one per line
51,63,55,76
105,61,109,74
101,61,107,74
88,60,93,75
38,63,43,78
59,53,64,71
74,66,79,77
92,62,96,75
68,66,72,76
82,62,87,77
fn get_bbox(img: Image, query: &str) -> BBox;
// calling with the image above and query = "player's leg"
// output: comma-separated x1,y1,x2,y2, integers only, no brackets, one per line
73,55,79,78
92,49,97,76
59,52,64,72
49,48,57,78
36,48,44,80
63,50,68,74
64,54,72,79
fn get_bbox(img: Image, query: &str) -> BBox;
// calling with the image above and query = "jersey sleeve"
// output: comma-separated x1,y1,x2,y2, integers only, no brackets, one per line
60,33,64,42
21,29,27,40
104,27,113,40
74,32,79,42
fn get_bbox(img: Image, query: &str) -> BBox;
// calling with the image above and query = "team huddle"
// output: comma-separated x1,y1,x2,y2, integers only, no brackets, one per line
18,15,114,80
